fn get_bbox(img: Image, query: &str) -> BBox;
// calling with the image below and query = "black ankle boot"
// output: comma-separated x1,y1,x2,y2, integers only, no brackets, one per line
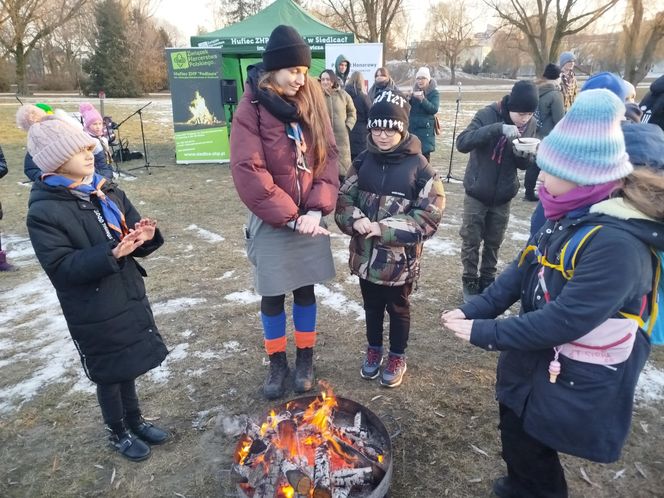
524,190,539,202
128,417,170,445
479,276,495,293
107,427,151,462
294,347,314,393
264,351,289,399
462,277,480,304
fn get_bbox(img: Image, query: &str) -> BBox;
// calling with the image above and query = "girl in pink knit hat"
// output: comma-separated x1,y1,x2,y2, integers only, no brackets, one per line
79,102,114,180
19,106,171,462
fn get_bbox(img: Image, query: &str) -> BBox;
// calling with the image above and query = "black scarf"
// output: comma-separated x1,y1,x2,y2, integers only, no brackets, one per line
247,63,301,124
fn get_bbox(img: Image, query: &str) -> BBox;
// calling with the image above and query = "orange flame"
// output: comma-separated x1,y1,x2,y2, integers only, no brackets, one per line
281,484,295,498
237,437,252,465
378,454,384,464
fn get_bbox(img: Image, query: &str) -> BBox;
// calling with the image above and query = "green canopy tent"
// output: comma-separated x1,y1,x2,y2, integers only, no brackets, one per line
190,0,353,122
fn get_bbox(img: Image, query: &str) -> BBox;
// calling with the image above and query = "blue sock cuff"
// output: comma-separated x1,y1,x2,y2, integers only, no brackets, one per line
261,311,286,340
292,302,316,332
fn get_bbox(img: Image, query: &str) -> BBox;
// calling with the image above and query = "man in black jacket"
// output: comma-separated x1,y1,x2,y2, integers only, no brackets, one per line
456,81,538,302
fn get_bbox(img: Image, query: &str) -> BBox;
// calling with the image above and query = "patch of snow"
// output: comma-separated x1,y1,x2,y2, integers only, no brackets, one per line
194,351,220,360
186,368,206,377
185,224,225,243
3,234,35,260
314,284,364,321
218,270,235,280
145,342,189,384
222,340,242,353
152,297,207,316
224,290,261,304
206,179,215,183
425,236,460,256
181,329,193,338
635,363,664,404
511,232,530,241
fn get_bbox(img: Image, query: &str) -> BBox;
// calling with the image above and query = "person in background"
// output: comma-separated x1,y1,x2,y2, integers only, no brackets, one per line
526,63,565,201
639,74,664,131
0,144,17,271
79,102,114,180
442,88,663,498
230,25,339,400
335,90,445,388
19,107,170,462
334,54,351,86
319,69,357,182
408,67,439,162
456,81,539,302
558,51,577,111
368,67,399,101
623,80,636,103
345,71,372,160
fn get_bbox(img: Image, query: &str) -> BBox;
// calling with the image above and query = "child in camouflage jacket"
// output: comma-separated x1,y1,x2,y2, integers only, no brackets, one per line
335,90,445,388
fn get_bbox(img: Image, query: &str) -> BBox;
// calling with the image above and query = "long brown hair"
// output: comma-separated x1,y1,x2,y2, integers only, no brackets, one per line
347,71,366,94
621,167,664,221
258,71,330,177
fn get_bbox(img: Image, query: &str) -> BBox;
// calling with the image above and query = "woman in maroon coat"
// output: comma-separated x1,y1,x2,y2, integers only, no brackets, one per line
230,25,339,400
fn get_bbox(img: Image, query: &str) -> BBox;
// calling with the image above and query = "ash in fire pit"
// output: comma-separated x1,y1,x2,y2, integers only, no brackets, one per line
233,388,392,498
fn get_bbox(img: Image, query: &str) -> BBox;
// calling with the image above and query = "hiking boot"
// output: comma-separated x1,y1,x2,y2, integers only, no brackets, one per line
294,347,314,393
264,351,289,399
492,476,517,498
128,417,170,445
524,190,539,202
360,346,383,380
107,429,151,462
0,251,17,272
462,277,480,303
479,276,495,293
380,353,407,388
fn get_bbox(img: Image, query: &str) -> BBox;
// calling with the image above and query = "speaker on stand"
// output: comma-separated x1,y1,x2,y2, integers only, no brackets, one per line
222,79,238,125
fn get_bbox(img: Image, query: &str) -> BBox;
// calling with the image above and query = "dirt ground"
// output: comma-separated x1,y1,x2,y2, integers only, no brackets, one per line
1,94,663,498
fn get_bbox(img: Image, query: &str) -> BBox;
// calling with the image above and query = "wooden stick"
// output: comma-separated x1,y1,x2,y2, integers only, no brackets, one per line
313,443,332,498
331,467,372,487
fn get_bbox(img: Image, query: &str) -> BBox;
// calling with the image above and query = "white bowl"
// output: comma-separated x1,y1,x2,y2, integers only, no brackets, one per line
512,137,540,152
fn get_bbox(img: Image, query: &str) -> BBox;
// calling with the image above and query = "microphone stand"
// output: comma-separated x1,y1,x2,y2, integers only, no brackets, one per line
445,82,463,183
121,102,165,175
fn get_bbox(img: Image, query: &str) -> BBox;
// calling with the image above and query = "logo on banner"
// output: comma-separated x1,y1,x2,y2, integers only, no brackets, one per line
171,52,190,70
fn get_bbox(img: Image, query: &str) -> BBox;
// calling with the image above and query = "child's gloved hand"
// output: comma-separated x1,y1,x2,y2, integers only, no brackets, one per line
502,124,520,139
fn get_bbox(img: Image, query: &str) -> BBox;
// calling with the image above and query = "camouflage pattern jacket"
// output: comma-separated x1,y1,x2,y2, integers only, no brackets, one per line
335,134,446,286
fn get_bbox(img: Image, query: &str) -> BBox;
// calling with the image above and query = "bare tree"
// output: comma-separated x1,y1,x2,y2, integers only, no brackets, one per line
425,1,476,85
0,0,88,94
622,0,664,84
321,0,405,59
484,0,619,75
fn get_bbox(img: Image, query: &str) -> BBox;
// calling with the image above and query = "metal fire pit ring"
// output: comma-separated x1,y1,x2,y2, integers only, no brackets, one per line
235,395,393,498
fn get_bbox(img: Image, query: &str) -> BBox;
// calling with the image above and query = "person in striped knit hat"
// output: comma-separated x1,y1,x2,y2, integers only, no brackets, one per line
443,88,664,497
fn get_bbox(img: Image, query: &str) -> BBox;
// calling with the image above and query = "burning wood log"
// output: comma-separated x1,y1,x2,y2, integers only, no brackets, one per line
281,459,312,495
354,412,362,431
254,449,283,498
313,443,332,498
331,467,372,487
331,486,351,498
231,462,267,489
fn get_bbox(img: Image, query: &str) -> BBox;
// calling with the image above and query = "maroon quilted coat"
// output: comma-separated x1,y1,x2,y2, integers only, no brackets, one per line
230,72,340,227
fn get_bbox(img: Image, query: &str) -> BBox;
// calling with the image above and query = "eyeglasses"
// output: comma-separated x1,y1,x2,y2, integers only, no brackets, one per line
370,128,397,137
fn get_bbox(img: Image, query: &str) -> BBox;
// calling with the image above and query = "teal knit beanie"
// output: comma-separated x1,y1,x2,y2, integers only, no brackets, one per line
536,89,633,185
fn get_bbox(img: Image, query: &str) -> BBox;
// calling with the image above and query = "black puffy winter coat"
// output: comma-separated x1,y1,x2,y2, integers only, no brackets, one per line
26,180,168,384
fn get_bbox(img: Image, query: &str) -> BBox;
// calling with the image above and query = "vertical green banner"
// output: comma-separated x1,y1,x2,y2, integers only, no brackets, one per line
165,48,229,163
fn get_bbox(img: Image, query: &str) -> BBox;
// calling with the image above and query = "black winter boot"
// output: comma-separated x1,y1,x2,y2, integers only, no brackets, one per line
479,276,495,293
462,277,480,304
294,347,314,393
127,415,170,445
524,190,539,202
264,352,289,399
107,427,151,462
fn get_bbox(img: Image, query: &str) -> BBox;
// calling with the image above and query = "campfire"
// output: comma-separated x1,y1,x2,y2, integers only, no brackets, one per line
233,387,391,498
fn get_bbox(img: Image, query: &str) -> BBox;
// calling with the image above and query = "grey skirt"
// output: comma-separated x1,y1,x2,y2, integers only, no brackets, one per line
245,213,336,296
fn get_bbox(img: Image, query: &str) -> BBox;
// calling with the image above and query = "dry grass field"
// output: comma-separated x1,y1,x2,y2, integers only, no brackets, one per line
0,92,662,498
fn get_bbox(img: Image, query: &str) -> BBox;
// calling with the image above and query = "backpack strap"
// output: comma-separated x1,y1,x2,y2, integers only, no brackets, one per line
538,225,603,280
645,249,662,338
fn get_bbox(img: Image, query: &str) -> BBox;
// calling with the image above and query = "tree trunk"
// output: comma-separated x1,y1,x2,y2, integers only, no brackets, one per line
15,43,28,96
450,64,456,85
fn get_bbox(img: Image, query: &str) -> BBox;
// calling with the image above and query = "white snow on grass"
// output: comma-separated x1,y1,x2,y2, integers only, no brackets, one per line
636,363,664,404
3,234,35,261
218,270,235,280
314,284,364,321
224,290,261,304
146,342,189,384
510,232,531,241
185,224,225,243
152,297,207,316
0,275,86,414
425,236,460,256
